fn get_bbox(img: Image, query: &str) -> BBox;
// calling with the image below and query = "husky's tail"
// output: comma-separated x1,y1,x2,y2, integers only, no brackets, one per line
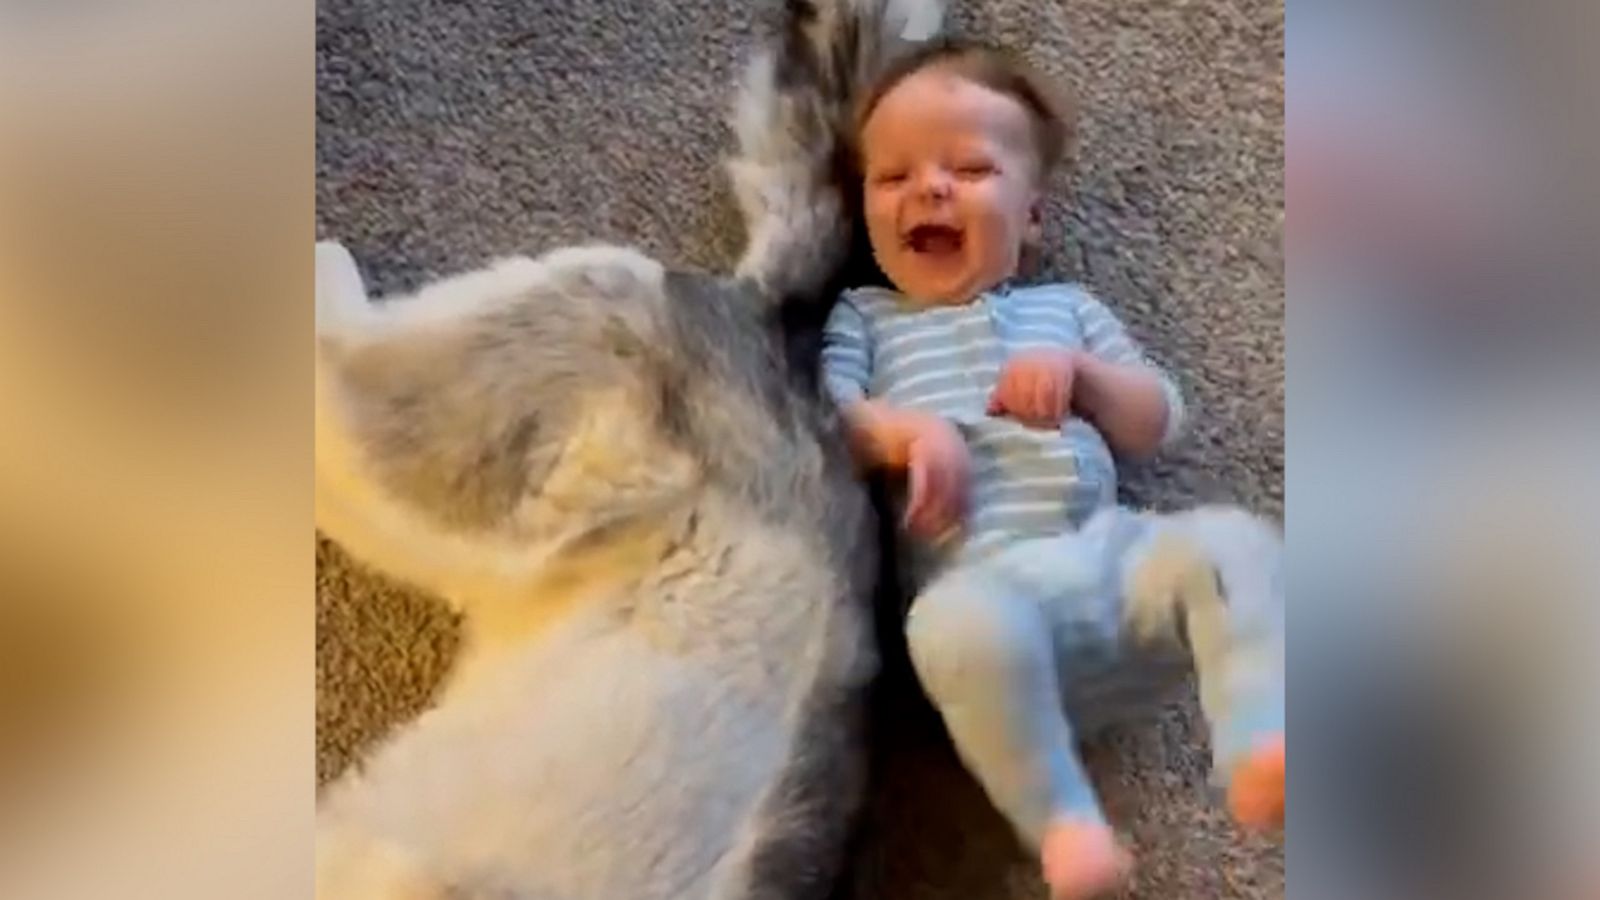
727,0,947,310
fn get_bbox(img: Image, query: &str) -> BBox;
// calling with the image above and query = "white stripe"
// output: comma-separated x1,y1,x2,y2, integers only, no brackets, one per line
991,445,1081,462
821,358,868,378
893,363,998,395
974,474,1079,499
879,324,955,354
1094,338,1135,360
970,430,1077,451
1018,305,1077,328
1083,318,1119,342
971,430,1037,449
974,500,1071,523
882,342,974,377
847,287,900,307
898,386,984,408
821,344,867,363
971,467,1077,489
1009,340,1060,353
1009,325,1069,341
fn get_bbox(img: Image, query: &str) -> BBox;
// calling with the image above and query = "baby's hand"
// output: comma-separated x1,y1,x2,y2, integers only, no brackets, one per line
988,349,1079,429
900,412,970,540
844,402,970,539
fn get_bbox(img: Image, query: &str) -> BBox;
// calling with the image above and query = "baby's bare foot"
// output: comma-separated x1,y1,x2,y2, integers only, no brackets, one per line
1227,732,1285,831
1039,817,1133,899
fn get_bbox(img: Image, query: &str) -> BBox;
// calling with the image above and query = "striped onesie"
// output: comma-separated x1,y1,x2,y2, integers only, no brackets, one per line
821,280,1187,584
819,281,1290,849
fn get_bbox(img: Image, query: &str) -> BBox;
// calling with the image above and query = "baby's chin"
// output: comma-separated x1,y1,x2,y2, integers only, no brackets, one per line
884,251,1009,305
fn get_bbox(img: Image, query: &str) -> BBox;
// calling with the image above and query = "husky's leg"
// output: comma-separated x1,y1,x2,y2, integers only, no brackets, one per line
315,823,450,900
313,241,705,633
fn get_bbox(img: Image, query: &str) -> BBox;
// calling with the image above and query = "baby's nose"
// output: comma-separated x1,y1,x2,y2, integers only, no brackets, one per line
915,167,953,200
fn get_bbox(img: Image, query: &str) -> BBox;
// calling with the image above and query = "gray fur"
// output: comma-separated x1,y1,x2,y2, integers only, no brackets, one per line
728,0,943,306
315,230,869,900
314,2,946,898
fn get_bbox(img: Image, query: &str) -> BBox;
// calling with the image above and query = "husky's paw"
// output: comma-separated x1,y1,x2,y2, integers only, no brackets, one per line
316,825,449,900
316,241,371,341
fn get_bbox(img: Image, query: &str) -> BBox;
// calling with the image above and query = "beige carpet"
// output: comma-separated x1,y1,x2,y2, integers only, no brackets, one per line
315,0,1284,896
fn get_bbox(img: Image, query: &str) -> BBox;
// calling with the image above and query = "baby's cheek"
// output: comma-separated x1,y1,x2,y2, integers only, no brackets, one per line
975,207,1024,268
863,210,899,257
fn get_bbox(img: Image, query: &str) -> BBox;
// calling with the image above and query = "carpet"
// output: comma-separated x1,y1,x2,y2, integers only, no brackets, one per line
314,0,1284,896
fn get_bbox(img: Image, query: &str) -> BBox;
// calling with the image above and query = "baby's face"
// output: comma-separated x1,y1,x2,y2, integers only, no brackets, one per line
859,68,1043,304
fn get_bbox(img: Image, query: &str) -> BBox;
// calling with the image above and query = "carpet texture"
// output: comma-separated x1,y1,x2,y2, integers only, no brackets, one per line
314,1,1284,897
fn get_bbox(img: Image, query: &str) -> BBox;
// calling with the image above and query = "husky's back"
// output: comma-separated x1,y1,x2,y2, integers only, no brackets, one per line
314,2,946,897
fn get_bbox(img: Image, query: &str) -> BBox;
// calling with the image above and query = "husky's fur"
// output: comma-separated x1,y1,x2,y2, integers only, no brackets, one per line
314,1,946,897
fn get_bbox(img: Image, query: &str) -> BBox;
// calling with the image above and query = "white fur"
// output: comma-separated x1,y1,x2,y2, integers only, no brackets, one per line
314,249,549,610
314,243,864,899
879,0,945,41
315,0,949,893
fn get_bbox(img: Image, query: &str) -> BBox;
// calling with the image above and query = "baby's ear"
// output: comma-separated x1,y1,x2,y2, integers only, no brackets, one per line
1024,195,1045,245
1017,195,1047,274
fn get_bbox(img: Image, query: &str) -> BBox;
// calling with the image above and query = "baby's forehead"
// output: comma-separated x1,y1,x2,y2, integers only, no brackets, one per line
864,68,1035,151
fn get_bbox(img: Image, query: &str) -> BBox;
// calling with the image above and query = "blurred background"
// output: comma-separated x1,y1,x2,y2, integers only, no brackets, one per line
0,2,311,898
1290,2,1600,898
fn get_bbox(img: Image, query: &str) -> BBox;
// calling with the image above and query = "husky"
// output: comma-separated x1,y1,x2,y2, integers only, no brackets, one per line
313,1,947,897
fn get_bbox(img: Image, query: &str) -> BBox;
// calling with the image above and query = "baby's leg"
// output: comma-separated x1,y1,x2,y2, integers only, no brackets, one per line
907,548,1131,899
1121,505,1286,830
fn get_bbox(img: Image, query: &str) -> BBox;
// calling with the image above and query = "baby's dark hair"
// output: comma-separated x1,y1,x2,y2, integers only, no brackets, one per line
852,38,1078,180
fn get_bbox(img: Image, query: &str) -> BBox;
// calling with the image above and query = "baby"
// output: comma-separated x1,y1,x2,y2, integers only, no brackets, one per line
823,41,1286,898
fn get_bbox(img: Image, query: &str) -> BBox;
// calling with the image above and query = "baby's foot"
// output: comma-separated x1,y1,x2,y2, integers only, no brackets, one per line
1227,732,1285,831
1039,816,1133,899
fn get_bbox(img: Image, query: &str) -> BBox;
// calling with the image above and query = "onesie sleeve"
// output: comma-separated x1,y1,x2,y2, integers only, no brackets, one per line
820,292,874,409
1070,288,1188,447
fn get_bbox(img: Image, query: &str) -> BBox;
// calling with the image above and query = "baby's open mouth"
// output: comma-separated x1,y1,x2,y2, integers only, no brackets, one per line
905,224,964,256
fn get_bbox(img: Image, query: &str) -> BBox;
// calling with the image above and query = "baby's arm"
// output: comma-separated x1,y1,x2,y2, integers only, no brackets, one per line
1070,291,1187,460
821,295,894,466
821,296,969,536
821,296,922,468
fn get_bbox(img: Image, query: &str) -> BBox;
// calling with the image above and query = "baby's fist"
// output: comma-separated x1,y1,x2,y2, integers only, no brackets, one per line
901,412,970,541
988,349,1079,428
